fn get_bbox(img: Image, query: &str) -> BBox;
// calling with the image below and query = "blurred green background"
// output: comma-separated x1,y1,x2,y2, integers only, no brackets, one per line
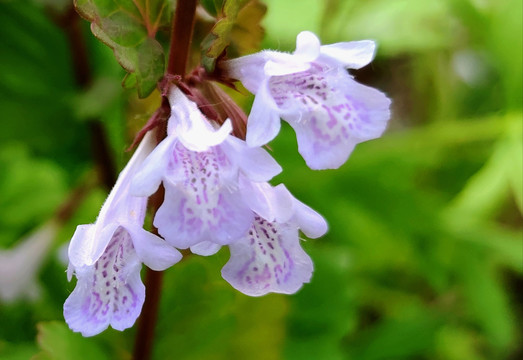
0,0,521,359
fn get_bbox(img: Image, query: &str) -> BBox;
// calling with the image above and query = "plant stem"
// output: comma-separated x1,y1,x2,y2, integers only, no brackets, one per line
132,183,166,360
167,0,198,76
133,1,198,359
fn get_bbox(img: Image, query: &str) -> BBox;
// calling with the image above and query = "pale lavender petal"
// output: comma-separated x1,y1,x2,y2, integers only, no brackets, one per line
337,76,391,142
290,197,328,239
155,183,253,248
291,120,357,170
222,136,282,181
152,142,252,248
239,180,276,221
222,216,313,296
64,227,144,337
126,225,182,271
100,131,155,219
294,31,321,62
178,118,232,152
68,223,116,268
245,84,282,147
264,57,311,77
190,241,222,256
240,180,294,223
270,184,298,223
224,52,272,93
320,40,376,69
269,66,390,169
168,87,232,151
130,135,175,197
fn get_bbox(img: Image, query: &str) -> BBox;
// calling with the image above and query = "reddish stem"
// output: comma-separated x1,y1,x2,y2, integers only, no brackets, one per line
132,183,166,360
133,1,198,359
167,0,198,76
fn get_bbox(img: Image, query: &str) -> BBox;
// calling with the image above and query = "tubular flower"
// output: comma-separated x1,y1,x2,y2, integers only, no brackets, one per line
225,31,391,170
131,87,282,251
194,179,328,296
224,181,327,296
64,132,182,337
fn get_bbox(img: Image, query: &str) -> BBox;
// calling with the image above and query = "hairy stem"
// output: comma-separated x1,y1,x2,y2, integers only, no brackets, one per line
133,1,198,359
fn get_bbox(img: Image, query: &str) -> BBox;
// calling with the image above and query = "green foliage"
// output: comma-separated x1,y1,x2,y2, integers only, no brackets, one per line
0,144,67,248
75,0,171,97
33,322,111,360
201,0,266,72
0,0,521,359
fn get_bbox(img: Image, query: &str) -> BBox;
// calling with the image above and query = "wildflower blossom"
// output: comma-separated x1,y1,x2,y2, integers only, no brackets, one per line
131,87,282,251
195,179,328,296
64,132,182,337
226,31,391,170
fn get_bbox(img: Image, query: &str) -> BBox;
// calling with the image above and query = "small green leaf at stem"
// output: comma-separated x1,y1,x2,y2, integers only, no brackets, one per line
74,0,172,98
201,0,266,72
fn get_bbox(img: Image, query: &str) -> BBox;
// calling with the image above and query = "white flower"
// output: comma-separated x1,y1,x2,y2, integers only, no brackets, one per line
191,179,328,296
64,132,182,337
131,87,282,251
226,31,391,170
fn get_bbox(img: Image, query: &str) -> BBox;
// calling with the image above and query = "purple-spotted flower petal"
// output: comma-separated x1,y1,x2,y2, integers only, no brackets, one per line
64,132,182,337
221,183,327,296
131,87,282,250
225,31,391,170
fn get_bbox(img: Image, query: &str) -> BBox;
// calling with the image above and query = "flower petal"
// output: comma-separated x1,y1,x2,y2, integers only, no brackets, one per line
270,67,390,169
130,135,175,197
222,136,282,181
126,225,182,271
320,40,376,69
222,216,313,296
64,227,144,337
169,87,233,151
245,84,282,147
294,31,321,62
241,181,295,223
239,180,276,221
155,184,253,248
68,223,116,268
190,241,222,256
264,57,311,77
224,52,272,93
290,119,357,169
337,76,391,142
179,118,232,152
291,197,328,239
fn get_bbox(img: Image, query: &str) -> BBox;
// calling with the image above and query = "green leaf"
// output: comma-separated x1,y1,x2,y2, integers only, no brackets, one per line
345,306,442,360
0,341,38,360
445,113,523,222
34,322,111,360
201,0,266,72
74,0,170,97
122,72,137,89
459,251,516,353
200,0,225,17
0,144,67,249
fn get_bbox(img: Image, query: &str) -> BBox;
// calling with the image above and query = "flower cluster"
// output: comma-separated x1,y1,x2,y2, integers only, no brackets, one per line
64,31,390,336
